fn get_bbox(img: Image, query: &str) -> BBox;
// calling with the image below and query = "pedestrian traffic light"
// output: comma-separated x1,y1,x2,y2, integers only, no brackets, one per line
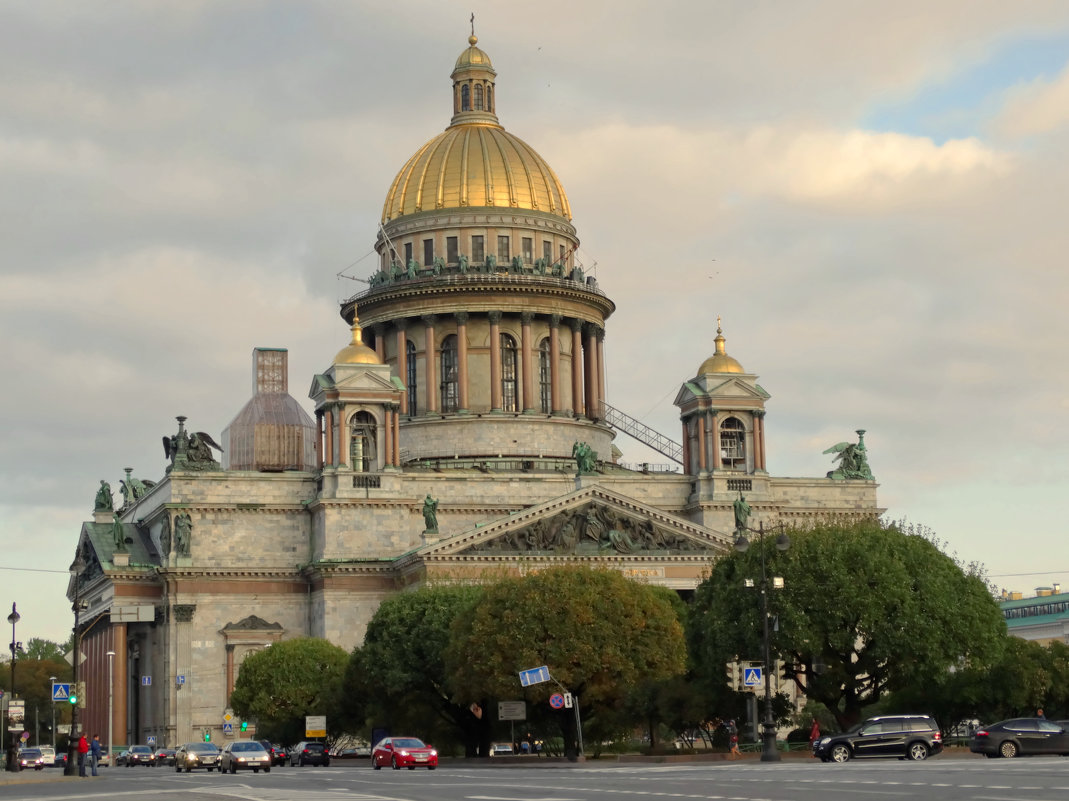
725,660,740,690
240,720,248,733
77,681,86,708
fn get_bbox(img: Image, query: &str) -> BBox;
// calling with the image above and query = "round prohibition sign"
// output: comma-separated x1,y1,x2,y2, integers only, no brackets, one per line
549,693,565,709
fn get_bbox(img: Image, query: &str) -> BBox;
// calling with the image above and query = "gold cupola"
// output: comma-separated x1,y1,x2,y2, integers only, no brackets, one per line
699,319,745,375
380,33,571,223
333,315,380,365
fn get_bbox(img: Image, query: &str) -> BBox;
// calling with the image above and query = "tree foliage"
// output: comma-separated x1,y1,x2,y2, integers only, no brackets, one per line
230,637,348,744
346,583,484,754
689,519,1006,728
446,566,687,756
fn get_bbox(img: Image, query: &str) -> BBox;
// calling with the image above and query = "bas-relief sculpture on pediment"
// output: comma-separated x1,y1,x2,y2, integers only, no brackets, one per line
459,502,717,556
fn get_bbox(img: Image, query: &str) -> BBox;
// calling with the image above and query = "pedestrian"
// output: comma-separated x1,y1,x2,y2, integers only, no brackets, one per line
728,719,741,759
809,718,821,748
77,732,89,777
90,734,102,776
1037,708,1045,719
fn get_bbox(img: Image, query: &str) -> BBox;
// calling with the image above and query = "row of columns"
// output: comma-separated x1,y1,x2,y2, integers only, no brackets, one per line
371,311,605,420
315,403,402,470
681,409,766,474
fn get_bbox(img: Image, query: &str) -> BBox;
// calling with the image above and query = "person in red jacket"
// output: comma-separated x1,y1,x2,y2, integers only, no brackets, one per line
77,732,89,777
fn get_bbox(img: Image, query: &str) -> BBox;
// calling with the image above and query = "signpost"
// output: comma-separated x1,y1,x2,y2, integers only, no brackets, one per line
498,701,526,721
305,715,326,738
743,666,763,688
549,693,565,709
518,665,550,687
52,684,71,702
518,665,584,760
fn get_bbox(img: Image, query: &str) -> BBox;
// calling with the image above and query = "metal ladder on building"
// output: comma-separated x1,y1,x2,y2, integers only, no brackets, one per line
599,400,683,465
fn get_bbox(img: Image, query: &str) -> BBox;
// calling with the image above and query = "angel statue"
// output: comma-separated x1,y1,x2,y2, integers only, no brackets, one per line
164,415,223,472
572,440,598,475
823,429,874,480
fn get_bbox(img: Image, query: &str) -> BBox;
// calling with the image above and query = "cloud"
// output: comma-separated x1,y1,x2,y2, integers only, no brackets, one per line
993,61,1069,138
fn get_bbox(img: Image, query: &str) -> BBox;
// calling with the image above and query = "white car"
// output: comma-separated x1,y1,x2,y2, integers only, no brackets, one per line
37,746,56,766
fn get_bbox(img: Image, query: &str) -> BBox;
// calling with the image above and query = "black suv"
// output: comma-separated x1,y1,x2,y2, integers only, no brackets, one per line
813,715,943,763
289,741,330,767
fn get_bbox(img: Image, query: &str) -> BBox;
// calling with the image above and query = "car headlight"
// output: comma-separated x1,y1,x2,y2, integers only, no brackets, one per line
818,737,830,746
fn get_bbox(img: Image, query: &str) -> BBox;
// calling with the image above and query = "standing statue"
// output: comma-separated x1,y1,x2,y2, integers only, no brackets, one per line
733,492,751,535
174,512,193,556
572,441,597,475
111,513,128,553
458,254,469,274
823,430,874,480
94,480,114,512
159,515,172,557
432,256,445,275
484,253,496,272
422,495,439,532
406,258,418,279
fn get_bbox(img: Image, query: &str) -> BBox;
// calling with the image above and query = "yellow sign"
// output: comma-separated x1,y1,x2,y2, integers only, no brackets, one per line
305,715,326,737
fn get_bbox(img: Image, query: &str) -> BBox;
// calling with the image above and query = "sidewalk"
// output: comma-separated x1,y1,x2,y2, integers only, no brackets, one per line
0,768,96,786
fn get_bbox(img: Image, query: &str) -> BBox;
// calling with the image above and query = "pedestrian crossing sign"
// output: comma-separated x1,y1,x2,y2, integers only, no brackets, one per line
52,683,72,702
743,667,762,687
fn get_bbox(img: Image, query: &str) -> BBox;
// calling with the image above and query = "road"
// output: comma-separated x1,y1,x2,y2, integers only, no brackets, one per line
2,756,1069,801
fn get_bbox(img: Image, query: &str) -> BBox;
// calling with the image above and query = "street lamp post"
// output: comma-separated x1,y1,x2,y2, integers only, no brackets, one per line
734,521,790,763
106,651,115,768
64,553,87,776
5,603,21,772
49,676,56,750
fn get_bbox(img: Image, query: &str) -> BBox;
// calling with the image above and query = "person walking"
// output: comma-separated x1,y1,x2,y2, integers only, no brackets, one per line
90,734,102,776
77,732,89,777
727,719,741,759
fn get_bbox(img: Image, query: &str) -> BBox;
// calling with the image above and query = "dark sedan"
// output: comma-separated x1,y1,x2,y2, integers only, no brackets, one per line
123,744,156,766
970,718,1069,758
174,742,221,772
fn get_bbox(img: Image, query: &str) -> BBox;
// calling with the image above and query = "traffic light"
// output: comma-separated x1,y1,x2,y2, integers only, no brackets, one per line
240,721,248,733
68,687,78,706
725,660,740,690
773,659,787,691
203,730,211,742
77,681,86,709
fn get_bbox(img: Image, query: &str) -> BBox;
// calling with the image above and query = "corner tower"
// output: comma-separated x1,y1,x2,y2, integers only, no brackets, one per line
341,33,615,466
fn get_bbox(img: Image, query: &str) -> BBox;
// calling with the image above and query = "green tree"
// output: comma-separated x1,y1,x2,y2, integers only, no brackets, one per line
446,566,687,759
229,638,348,745
689,519,1005,729
23,638,66,663
345,583,484,755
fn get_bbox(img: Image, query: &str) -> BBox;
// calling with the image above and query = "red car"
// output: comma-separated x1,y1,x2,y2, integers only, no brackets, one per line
371,737,438,770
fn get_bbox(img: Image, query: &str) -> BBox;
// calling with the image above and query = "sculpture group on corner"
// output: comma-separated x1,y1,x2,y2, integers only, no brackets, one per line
823,429,874,481
572,440,598,475
163,415,223,473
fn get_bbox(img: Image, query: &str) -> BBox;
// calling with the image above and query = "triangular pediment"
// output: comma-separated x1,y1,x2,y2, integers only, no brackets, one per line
333,368,397,393
422,484,732,558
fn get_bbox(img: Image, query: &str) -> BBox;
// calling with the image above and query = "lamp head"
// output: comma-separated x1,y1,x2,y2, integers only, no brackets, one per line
775,531,791,551
733,534,750,553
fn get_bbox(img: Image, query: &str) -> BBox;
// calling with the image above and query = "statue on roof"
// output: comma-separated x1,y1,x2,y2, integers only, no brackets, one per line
733,492,751,535
422,494,439,532
824,429,874,480
458,254,469,274
94,480,114,512
164,416,222,472
572,440,597,475
111,513,128,553
119,468,155,509
174,512,192,556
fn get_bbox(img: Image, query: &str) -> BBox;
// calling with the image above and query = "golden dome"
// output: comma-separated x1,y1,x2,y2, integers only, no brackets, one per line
699,319,745,375
381,34,571,223
334,316,380,365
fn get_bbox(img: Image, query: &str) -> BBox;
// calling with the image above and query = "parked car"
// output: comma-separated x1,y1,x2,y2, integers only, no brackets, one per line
812,714,943,763
123,744,156,766
153,748,176,766
258,740,287,766
969,718,1069,758
490,742,514,756
16,748,44,771
174,742,221,772
371,737,438,770
52,751,68,768
220,740,272,773
332,745,370,758
289,741,330,767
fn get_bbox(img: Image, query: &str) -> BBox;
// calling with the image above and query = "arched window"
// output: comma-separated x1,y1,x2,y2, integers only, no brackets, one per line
538,338,551,413
406,340,418,416
719,416,747,470
349,411,377,473
461,84,470,111
501,333,518,412
474,84,484,110
440,335,458,413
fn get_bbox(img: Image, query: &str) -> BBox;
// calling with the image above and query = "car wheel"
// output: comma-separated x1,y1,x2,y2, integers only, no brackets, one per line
907,743,929,761
265,766,270,773
999,740,1018,759
253,768,259,774
373,759,381,770
428,765,436,770
830,744,851,763
392,757,400,770
185,767,191,773
230,763,237,774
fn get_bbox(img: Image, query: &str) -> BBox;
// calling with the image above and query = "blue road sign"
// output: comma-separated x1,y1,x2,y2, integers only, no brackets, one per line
142,675,152,686
549,693,565,709
176,675,186,685
518,665,550,687
52,683,71,702
743,667,763,687
222,722,233,734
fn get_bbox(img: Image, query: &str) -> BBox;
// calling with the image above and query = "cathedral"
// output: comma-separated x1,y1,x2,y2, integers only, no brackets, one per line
69,33,880,748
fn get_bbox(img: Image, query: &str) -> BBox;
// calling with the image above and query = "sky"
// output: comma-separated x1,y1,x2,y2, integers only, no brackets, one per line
2,0,1068,646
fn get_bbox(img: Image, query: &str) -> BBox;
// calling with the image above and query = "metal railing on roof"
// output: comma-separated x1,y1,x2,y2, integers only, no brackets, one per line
600,400,683,465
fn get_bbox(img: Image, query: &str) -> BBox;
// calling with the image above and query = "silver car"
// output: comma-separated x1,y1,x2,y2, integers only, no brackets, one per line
219,740,272,774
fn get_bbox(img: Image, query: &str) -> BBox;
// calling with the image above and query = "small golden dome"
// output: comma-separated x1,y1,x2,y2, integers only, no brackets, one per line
699,319,745,374
455,35,493,70
334,316,380,365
